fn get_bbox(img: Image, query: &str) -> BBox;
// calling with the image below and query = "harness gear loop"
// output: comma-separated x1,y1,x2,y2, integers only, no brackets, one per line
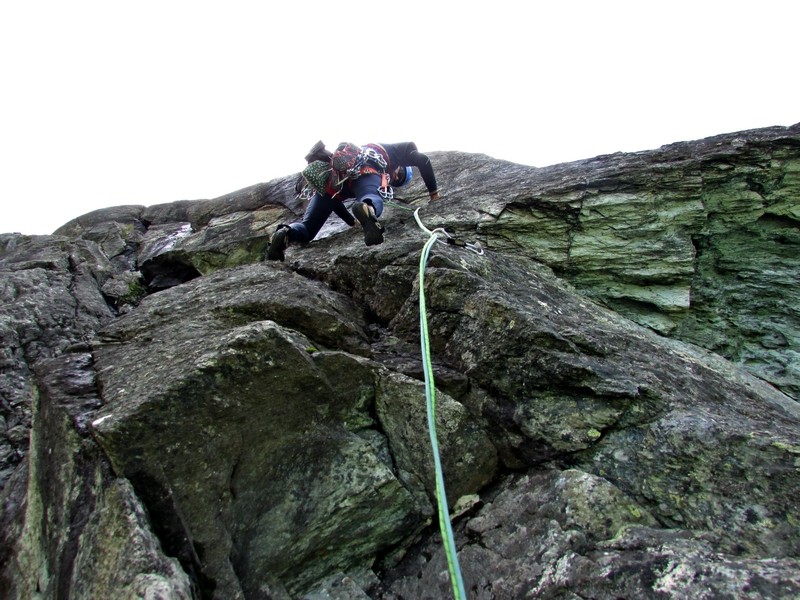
360,145,388,170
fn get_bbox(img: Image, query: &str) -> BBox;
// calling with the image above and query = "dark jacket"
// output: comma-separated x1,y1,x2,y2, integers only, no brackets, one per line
365,142,438,195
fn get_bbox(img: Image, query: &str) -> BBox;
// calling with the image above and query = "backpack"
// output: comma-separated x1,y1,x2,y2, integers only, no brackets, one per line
331,142,392,193
297,141,392,199
301,160,333,196
331,142,364,180
296,142,363,199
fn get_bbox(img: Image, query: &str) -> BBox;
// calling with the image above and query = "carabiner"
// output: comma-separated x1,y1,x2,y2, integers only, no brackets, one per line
376,172,393,200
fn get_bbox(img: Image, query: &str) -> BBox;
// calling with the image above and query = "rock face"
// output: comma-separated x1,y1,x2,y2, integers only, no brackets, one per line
1,124,799,599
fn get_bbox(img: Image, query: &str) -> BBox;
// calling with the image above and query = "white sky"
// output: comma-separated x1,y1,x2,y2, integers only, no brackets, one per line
1,1,797,235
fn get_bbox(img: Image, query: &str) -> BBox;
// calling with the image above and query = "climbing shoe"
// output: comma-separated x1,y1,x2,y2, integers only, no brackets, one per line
266,225,290,261
352,202,385,246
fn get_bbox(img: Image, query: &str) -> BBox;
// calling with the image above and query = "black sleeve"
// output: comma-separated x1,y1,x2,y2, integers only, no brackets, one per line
383,142,438,194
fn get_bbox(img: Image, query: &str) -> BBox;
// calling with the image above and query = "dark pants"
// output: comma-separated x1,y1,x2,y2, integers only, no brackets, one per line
288,173,385,243
351,173,385,216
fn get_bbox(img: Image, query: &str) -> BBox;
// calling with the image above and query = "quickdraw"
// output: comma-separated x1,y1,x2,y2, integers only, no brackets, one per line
414,207,484,256
298,185,315,201
378,172,394,200
444,235,484,255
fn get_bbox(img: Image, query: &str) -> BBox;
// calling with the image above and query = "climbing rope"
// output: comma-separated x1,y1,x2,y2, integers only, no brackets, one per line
415,203,483,600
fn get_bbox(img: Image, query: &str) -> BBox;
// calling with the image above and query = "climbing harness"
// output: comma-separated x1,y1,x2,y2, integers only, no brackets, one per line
415,202,483,600
337,145,388,184
356,145,394,200
359,145,388,171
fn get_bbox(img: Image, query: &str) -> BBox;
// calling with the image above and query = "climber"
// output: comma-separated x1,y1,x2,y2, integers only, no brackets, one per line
266,141,440,261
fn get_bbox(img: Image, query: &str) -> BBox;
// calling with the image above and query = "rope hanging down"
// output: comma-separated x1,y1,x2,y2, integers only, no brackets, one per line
415,206,483,600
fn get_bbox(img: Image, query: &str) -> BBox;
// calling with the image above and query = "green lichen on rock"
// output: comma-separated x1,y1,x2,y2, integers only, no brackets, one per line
3,127,800,598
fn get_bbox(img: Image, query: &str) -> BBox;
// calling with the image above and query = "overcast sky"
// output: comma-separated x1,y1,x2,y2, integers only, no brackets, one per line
1,1,797,235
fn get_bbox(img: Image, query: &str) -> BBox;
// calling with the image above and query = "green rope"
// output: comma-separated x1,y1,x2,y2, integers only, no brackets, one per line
384,198,418,212
418,218,468,600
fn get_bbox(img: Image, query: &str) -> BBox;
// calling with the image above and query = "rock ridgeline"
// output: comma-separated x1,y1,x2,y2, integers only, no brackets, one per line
1,124,799,599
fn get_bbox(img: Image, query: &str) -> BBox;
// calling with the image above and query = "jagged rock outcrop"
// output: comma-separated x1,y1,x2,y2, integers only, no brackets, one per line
1,124,799,598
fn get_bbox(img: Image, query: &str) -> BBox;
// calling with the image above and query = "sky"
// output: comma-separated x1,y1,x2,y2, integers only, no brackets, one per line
1,1,797,235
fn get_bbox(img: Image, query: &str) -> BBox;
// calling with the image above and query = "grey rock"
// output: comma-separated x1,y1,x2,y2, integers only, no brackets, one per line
386,470,800,599
0,234,115,486
1,124,799,599
1,351,193,599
